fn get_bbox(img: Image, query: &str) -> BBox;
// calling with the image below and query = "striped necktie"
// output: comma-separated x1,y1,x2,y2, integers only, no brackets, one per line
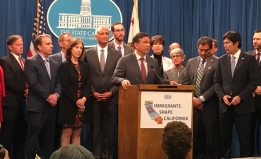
195,59,205,97
44,59,51,79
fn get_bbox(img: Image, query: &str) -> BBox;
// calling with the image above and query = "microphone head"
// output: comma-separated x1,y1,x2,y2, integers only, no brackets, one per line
150,65,154,69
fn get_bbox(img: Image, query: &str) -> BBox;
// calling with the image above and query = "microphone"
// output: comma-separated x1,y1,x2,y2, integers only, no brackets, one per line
150,65,163,84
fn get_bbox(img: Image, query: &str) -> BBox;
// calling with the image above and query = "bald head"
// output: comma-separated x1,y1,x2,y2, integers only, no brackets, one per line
168,43,181,53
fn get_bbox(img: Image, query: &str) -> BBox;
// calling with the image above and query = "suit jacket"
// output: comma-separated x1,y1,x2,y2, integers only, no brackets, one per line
182,55,219,111
0,53,26,108
108,41,134,56
151,55,173,71
82,46,121,105
246,50,261,109
59,59,92,124
24,54,61,112
49,52,63,66
214,51,258,114
112,52,169,85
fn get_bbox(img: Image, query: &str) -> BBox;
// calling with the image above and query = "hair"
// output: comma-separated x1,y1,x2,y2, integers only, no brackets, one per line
162,121,192,158
170,48,186,59
150,35,165,46
65,38,84,60
212,38,218,48
197,36,213,48
255,30,261,33
58,32,71,42
6,35,22,45
50,144,95,159
222,31,242,48
132,32,149,44
35,34,51,51
111,22,124,32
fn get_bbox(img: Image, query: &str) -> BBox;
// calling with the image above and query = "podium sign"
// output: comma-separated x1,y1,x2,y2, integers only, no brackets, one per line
140,91,192,128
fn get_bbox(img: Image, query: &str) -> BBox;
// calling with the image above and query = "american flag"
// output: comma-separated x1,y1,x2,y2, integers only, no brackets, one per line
27,0,46,58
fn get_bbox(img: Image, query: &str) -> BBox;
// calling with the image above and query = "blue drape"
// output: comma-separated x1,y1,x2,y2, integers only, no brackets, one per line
1,0,261,157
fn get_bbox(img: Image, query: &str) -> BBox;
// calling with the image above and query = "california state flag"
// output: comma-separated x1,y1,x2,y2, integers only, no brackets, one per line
128,0,140,43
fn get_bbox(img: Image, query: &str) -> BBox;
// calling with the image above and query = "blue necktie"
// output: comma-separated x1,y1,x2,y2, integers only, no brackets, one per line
118,45,122,55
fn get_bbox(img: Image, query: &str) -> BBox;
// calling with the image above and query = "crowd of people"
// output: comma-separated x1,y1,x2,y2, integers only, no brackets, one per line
0,20,260,159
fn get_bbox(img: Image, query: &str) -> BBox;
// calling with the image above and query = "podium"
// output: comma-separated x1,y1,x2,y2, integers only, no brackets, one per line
118,84,195,159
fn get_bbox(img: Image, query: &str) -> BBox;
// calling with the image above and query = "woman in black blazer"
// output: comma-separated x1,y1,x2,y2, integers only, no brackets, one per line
59,38,91,147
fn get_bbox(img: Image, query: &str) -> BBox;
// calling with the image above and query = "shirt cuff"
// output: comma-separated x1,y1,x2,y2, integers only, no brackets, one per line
54,93,59,98
199,96,205,102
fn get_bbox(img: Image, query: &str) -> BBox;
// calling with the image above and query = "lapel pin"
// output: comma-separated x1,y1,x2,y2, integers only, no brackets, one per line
242,58,244,59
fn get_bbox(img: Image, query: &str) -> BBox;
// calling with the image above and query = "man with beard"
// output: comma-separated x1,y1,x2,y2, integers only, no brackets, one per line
108,22,134,56
246,30,261,156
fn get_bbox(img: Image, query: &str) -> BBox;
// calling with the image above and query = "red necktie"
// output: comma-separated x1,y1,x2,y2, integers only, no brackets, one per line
140,58,146,82
18,57,24,70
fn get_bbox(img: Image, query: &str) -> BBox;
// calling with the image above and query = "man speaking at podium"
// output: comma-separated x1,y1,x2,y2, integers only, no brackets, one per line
112,32,177,88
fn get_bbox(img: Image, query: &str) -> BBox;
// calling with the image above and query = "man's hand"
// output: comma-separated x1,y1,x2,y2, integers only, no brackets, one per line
47,94,58,106
100,92,112,101
193,98,202,106
121,80,131,89
93,92,103,101
3,148,10,159
230,95,241,106
223,95,232,106
197,103,204,111
253,92,256,98
255,86,261,95
23,89,28,98
169,80,178,85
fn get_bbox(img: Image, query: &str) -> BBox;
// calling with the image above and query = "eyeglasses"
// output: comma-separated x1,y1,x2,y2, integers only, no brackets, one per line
172,55,182,58
114,29,125,32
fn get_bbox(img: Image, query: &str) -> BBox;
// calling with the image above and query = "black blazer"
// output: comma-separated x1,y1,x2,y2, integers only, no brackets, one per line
246,50,261,109
24,54,61,112
82,46,121,105
0,53,26,107
59,59,92,124
50,52,63,66
214,52,258,114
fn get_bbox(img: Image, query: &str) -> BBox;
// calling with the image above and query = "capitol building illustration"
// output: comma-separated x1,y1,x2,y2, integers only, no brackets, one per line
57,0,111,29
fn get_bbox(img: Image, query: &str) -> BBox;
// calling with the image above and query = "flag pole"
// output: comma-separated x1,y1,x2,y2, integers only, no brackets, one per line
36,0,40,36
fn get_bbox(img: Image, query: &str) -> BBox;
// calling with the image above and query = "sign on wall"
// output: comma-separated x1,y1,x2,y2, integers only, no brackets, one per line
140,91,192,128
47,0,122,47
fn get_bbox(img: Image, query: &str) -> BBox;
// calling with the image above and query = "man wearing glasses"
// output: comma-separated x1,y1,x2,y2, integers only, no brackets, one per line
108,22,134,56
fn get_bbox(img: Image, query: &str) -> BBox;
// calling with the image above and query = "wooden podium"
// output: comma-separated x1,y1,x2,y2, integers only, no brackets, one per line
118,84,195,159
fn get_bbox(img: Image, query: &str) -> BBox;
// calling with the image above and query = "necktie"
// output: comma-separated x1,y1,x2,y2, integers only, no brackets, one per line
100,49,105,72
18,57,24,70
140,58,146,82
44,59,51,79
257,53,261,64
231,55,236,77
118,45,122,55
195,59,205,97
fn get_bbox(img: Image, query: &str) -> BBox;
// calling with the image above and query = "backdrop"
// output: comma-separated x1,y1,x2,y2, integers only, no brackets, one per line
1,0,261,157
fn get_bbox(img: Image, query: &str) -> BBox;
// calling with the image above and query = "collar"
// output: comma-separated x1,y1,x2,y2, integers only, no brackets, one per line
10,52,21,59
97,44,108,53
231,49,241,59
38,53,49,61
113,40,124,49
135,51,146,62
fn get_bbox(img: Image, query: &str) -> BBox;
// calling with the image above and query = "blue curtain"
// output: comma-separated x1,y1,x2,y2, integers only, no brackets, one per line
1,0,261,157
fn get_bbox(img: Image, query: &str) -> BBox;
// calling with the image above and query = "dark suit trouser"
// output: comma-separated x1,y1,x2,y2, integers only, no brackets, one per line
250,109,261,156
193,109,219,159
1,104,27,159
53,100,61,151
219,107,251,158
24,110,56,159
92,101,117,159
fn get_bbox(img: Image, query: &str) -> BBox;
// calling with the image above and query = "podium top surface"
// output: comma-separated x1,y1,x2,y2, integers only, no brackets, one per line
137,84,195,91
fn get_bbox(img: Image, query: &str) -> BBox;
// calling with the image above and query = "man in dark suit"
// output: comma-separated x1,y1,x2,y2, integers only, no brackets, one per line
111,32,177,88
24,34,61,159
246,29,261,155
82,27,121,159
108,22,134,56
214,31,258,158
182,36,219,159
49,32,72,150
50,32,72,65
0,35,28,159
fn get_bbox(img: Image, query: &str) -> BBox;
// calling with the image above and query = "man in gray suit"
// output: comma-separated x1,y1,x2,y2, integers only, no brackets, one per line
82,26,121,159
24,34,61,159
111,32,177,88
50,32,72,65
246,30,261,155
182,37,219,159
108,22,134,56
